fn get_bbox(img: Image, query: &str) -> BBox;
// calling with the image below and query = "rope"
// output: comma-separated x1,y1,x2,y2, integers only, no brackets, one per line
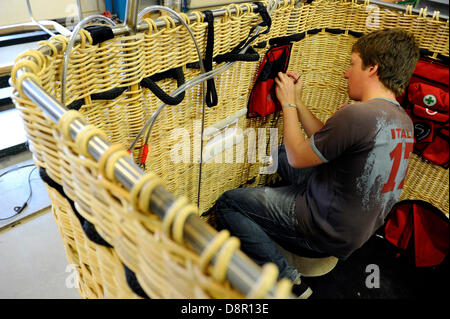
211,236,240,282
246,263,278,299
56,110,84,140
74,124,108,158
129,171,161,213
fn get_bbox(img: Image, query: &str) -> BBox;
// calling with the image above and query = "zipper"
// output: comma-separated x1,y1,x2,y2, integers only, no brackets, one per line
413,73,448,88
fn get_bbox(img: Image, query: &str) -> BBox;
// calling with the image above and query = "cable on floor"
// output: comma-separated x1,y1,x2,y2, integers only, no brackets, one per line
0,164,37,221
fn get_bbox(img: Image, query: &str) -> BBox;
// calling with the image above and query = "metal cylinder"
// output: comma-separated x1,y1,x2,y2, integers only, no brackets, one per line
124,0,140,32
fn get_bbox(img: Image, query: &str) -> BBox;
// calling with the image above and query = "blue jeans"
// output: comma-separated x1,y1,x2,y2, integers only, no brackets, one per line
215,145,315,282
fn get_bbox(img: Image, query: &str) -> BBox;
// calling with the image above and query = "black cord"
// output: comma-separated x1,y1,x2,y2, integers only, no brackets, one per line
0,165,37,221
0,164,35,178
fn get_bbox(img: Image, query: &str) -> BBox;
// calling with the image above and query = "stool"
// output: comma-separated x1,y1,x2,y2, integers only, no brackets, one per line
275,243,338,277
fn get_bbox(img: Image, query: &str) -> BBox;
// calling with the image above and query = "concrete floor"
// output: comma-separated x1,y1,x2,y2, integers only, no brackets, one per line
0,36,78,298
0,151,80,299
0,151,50,228
0,208,81,299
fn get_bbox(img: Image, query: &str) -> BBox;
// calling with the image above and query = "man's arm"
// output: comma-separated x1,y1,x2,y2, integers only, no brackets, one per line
275,72,324,168
285,71,323,137
295,99,324,138
282,107,324,168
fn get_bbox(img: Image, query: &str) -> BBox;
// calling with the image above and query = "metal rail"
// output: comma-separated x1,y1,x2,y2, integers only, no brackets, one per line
371,0,448,19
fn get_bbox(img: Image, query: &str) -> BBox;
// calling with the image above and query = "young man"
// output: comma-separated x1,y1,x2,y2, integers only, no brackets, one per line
214,28,419,298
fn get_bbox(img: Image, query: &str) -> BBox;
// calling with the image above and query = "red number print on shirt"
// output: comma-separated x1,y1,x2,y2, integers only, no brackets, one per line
381,141,414,194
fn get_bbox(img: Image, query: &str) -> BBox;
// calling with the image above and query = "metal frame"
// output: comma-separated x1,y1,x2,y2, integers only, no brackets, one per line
14,0,449,299
25,0,74,37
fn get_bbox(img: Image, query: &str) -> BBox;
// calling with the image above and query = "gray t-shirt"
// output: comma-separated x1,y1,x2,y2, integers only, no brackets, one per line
295,98,414,259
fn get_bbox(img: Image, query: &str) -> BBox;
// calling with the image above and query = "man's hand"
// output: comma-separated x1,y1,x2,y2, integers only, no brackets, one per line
285,71,303,99
276,71,323,169
275,72,297,106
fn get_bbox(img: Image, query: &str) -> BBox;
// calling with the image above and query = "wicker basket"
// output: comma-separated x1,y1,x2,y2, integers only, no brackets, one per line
11,0,449,299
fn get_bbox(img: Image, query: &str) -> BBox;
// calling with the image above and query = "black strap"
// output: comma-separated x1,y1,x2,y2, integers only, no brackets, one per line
324,28,364,38
269,33,305,47
140,67,185,105
420,48,450,65
265,28,364,50
91,87,127,100
214,2,271,64
39,167,112,248
84,25,115,45
255,41,267,49
236,2,272,51
67,99,85,111
203,10,218,108
123,264,150,298
67,87,127,110
214,46,260,64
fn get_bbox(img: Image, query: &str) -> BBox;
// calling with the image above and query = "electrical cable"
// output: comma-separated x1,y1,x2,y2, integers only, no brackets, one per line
0,165,37,221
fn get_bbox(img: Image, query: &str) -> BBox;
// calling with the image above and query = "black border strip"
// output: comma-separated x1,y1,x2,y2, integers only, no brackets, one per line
0,30,50,48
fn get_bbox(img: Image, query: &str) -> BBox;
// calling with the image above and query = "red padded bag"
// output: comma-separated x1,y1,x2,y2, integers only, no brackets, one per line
384,200,449,267
411,104,449,123
247,43,293,118
408,82,449,112
399,57,449,168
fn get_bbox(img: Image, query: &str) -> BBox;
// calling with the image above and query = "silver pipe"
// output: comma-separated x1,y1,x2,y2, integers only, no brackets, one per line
124,0,140,32
128,5,207,153
370,0,448,19
363,0,448,20
136,3,257,32
21,78,66,121
131,1,278,152
25,0,56,36
76,0,83,21
135,5,208,209
17,71,290,298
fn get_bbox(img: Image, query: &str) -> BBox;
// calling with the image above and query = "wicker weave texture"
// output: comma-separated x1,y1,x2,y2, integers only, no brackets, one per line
11,0,449,299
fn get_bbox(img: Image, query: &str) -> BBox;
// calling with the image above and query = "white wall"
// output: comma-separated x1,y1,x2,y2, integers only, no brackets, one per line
0,0,105,27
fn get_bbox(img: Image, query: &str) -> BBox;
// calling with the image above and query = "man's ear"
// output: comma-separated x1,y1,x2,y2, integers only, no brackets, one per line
367,64,379,77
